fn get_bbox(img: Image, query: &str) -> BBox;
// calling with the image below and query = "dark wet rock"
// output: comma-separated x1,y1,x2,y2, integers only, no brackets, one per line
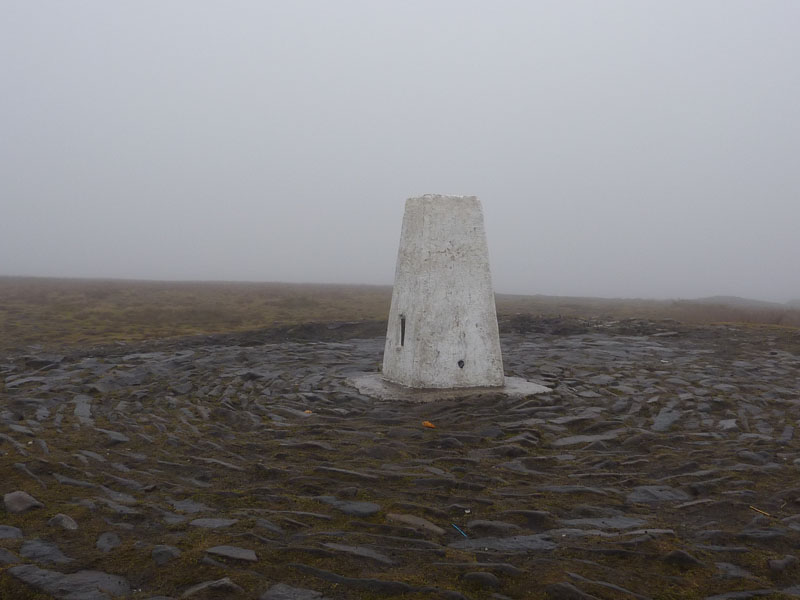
652,407,682,432
322,542,395,565
8,564,130,599
696,544,750,553
95,428,130,445
54,473,97,488
181,577,244,598
4,490,44,512
737,450,770,465
412,476,485,491
704,590,775,599
767,554,798,572
449,534,556,552
551,429,626,447
14,461,46,486
0,524,23,538
490,444,527,458
314,466,378,480
587,374,616,385
566,572,653,599
627,485,690,504
94,497,140,515
466,520,521,536
498,510,556,529
545,581,602,599
737,528,789,542
20,539,73,564
663,549,703,567
432,561,522,575
314,495,381,517
461,571,500,588
386,513,445,535
255,518,284,535
99,485,137,505
171,382,192,395
281,440,334,451
561,516,646,530
152,545,182,566
189,517,238,528
260,583,326,599
0,548,20,564
716,562,754,578
96,532,121,553
48,513,79,530
536,485,614,496
170,499,212,513
206,545,257,562
79,450,107,462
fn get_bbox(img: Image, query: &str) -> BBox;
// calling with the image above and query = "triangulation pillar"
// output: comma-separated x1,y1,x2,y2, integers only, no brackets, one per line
382,194,504,388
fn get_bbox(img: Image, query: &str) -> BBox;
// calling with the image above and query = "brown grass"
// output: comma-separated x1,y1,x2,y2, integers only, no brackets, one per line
1,276,798,352
497,293,800,328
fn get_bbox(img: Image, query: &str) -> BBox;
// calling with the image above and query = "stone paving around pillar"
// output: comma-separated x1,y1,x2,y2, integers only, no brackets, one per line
1,317,799,599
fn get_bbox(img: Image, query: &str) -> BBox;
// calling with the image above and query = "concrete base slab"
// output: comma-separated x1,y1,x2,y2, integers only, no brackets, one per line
348,373,551,403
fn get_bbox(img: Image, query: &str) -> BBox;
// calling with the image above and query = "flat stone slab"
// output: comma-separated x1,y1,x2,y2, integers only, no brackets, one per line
189,518,238,528
261,583,327,600
314,496,381,517
348,374,550,402
8,564,130,599
4,491,44,513
627,485,691,504
321,543,395,565
21,539,73,564
448,534,557,552
0,525,23,539
560,516,647,530
206,545,257,562
182,577,244,598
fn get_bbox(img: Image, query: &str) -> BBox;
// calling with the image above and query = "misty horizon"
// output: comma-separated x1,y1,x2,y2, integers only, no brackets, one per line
2,2,799,303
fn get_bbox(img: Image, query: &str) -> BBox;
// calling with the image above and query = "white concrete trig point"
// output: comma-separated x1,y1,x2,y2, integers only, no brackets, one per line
351,194,549,401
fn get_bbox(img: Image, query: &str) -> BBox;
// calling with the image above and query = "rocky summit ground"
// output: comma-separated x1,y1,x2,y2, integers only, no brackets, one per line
1,317,800,600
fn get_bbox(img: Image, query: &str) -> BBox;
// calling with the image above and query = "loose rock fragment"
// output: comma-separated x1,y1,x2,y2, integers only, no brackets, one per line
260,583,326,599
4,490,44,513
20,539,73,564
314,495,381,517
96,532,121,553
152,545,182,566
48,513,79,530
0,525,23,539
544,582,601,599
9,564,130,599
386,513,445,535
181,577,244,598
189,518,238,528
206,545,257,562
461,571,500,588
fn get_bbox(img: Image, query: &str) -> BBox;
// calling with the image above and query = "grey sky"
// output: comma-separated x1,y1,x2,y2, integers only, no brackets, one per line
2,1,798,301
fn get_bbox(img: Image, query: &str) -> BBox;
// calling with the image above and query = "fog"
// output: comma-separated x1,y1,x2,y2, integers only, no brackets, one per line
2,1,798,302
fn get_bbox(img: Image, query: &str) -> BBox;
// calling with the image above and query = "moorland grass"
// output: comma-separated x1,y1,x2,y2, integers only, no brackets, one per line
1,276,798,352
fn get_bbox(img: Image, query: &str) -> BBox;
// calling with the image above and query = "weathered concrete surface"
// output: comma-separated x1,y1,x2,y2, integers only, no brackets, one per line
349,373,549,402
382,195,504,388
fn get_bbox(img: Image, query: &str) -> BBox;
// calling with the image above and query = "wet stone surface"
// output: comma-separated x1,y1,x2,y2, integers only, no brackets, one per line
1,319,800,598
